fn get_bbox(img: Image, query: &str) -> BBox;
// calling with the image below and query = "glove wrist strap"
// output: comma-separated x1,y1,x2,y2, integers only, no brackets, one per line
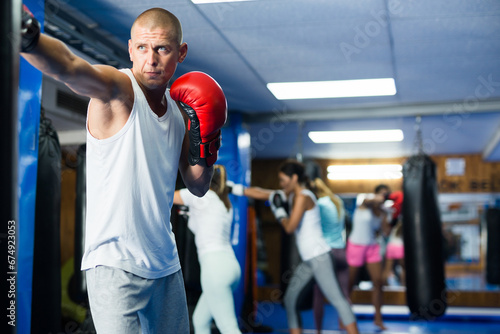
200,131,221,166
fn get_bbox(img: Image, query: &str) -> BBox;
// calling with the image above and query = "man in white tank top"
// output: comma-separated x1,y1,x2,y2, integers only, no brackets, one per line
21,7,227,333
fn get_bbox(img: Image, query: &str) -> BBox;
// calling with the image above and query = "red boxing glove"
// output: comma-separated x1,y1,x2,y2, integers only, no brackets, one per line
387,190,404,221
170,72,227,167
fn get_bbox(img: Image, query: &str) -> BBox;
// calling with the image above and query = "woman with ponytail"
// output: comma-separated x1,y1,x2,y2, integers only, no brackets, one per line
229,160,358,334
310,178,350,333
173,165,241,334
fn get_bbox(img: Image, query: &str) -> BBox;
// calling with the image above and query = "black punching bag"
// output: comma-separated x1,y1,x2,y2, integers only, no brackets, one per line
171,205,201,306
74,144,88,303
402,154,446,319
32,116,62,333
486,208,500,285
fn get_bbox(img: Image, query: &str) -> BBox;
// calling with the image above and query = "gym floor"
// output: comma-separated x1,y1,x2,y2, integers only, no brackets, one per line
245,273,500,334
251,303,500,333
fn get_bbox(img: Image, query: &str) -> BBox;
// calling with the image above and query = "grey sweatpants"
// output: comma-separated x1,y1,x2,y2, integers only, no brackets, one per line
86,266,189,334
283,252,356,329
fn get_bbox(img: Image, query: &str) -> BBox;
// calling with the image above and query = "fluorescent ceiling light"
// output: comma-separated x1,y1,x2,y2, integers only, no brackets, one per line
192,0,252,3
267,78,396,100
327,164,403,180
308,129,404,143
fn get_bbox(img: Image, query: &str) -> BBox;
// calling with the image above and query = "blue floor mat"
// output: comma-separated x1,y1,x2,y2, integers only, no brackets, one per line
247,302,500,334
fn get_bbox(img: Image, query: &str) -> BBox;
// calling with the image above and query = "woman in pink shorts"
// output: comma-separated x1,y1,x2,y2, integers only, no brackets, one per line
346,185,391,330
383,221,405,286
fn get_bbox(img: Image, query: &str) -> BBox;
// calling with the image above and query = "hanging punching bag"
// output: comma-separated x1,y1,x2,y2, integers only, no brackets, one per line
171,205,202,307
402,154,446,319
32,116,62,333
486,208,500,285
74,144,87,303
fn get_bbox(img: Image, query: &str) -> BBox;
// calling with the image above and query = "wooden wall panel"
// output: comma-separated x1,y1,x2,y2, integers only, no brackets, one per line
316,158,405,194
60,148,79,265
60,167,76,265
433,154,500,193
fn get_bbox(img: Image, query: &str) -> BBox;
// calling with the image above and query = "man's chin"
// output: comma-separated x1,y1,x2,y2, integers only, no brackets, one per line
143,79,168,90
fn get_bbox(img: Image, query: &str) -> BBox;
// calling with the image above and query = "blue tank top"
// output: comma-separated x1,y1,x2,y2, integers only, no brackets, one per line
318,196,346,249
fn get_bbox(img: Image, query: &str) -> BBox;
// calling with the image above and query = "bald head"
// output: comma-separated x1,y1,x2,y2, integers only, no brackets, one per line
131,8,183,45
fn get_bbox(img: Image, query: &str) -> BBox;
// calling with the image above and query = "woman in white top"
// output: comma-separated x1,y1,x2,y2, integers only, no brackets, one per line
346,184,391,330
230,160,358,334
173,165,241,334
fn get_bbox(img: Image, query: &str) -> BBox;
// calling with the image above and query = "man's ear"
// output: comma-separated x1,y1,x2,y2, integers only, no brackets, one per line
178,42,188,63
128,39,133,61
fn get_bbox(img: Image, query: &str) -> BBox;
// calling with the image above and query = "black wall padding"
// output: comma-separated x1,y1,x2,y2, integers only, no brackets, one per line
74,144,87,303
1,2,20,334
32,116,62,333
171,206,202,306
486,208,500,285
402,154,446,319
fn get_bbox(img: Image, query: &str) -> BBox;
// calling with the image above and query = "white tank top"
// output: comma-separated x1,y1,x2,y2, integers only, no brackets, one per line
291,189,331,261
81,69,186,279
348,207,382,245
179,189,234,257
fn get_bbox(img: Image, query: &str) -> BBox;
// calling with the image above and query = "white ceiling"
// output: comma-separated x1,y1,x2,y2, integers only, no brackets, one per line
42,0,500,160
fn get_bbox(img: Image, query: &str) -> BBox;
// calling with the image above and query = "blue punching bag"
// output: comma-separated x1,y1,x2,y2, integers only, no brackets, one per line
218,113,250,319
402,154,447,319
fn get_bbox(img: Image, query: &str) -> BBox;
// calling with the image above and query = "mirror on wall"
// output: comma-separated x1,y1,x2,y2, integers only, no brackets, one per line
250,158,500,308
439,193,500,293
252,192,500,307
